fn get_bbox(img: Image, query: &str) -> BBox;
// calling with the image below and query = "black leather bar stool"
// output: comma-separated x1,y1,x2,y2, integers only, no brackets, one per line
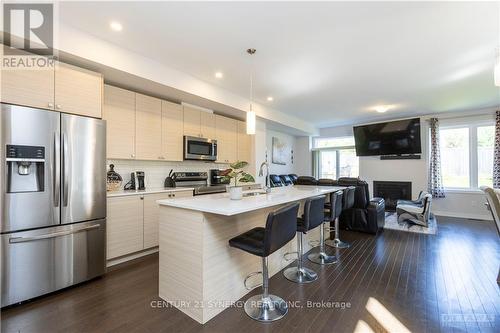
283,196,325,283
326,186,355,249
308,190,343,265
229,203,300,322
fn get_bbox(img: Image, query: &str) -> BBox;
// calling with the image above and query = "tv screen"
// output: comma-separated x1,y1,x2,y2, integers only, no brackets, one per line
353,118,421,156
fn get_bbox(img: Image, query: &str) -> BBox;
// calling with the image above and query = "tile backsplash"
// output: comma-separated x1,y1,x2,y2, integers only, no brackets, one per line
107,159,229,189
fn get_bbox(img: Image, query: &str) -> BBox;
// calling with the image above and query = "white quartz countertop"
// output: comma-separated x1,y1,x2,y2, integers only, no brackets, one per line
157,185,343,216
107,187,194,198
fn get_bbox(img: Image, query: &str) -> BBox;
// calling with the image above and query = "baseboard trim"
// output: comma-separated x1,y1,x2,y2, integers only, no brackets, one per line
433,210,492,221
106,247,159,267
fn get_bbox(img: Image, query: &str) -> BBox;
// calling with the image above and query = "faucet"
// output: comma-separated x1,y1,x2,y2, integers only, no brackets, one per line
259,161,271,193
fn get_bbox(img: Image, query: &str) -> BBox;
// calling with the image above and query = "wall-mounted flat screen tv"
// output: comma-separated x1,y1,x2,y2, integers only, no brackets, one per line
353,118,421,156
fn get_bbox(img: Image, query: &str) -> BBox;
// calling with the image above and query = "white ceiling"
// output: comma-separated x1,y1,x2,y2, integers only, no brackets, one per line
59,1,500,128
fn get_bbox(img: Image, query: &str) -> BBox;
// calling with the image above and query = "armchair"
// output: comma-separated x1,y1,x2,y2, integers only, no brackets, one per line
296,176,318,185
396,194,433,227
337,177,385,234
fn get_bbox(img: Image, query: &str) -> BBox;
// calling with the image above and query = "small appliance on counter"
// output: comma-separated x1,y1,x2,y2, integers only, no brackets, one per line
210,169,230,185
174,171,226,196
106,164,122,191
124,171,145,190
164,169,176,188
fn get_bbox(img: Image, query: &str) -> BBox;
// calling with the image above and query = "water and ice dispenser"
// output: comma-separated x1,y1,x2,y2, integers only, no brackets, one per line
6,145,45,193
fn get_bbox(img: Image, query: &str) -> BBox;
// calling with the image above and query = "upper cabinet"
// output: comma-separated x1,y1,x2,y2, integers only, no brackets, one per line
103,85,136,159
161,101,184,161
1,56,103,118
183,105,201,137
200,112,216,138
54,62,103,118
237,121,252,163
183,105,216,138
1,53,55,110
102,85,251,164
135,94,162,160
215,115,238,164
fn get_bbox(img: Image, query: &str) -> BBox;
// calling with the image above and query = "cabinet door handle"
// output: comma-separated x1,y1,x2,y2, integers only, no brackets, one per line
56,104,62,110
48,102,54,108
131,154,135,158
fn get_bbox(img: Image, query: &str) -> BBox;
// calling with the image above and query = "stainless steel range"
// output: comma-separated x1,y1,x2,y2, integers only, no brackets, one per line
1,104,107,307
173,171,227,196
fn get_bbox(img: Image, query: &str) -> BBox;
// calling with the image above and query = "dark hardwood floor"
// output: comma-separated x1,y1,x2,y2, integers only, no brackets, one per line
2,216,499,333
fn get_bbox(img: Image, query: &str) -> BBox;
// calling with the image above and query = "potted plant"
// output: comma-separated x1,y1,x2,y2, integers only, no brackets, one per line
221,161,255,200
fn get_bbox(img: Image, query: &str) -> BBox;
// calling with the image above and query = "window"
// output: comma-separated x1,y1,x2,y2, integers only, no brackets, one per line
439,122,495,189
313,136,359,179
477,125,495,187
440,128,470,188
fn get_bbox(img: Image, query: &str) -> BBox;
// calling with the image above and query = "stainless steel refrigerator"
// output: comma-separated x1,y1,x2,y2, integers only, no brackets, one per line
1,103,106,307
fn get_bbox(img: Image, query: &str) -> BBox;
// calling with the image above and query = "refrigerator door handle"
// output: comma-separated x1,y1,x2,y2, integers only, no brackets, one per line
63,132,69,207
53,132,60,207
8,224,101,243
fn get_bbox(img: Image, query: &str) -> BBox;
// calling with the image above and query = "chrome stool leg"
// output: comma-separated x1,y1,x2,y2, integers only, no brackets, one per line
308,221,338,264
244,257,288,322
325,217,350,249
283,232,318,283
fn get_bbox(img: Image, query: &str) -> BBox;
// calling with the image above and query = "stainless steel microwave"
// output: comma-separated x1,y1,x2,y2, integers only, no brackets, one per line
184,136,217,161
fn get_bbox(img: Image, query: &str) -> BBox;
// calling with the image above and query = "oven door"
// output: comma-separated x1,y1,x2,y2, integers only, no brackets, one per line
184,136,217,161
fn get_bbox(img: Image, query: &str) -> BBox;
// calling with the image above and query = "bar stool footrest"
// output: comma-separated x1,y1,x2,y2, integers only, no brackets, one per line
244,271,263,290
283,251,298,261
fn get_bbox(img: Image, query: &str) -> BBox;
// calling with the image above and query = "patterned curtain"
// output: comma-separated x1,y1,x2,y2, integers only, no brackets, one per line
493,111,500,189
428,118,445,198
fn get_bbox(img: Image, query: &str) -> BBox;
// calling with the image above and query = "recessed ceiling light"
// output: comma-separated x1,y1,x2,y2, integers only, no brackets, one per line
374,105,390,113
267,96,274,102
215,72,223,79
110,21,123,32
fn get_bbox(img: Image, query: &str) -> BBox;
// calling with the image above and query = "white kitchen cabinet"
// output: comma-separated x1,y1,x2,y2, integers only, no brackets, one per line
135,93,162,160
161,100,184,161
54,62,103,118
107,196,144,259
215,115,238,164
143,190,193,249
107,190,194,258
0,52,55,110
183,105,216,138
1,57,102,118
103,85,136,159
237,120,252,163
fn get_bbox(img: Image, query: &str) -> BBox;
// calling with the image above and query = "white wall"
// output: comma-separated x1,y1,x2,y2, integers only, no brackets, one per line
266,130,297,176
315,116,494,221
295,136,313,176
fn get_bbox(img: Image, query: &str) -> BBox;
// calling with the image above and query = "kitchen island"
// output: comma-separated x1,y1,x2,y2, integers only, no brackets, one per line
156,185,343,324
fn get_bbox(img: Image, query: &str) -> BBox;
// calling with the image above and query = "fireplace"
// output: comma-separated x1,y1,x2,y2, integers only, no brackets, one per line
373,181,412,211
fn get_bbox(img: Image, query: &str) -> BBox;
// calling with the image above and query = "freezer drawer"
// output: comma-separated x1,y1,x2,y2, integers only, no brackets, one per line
1,219,106,307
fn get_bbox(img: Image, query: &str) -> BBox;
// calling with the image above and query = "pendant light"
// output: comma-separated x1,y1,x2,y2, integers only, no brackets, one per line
246,48,256,135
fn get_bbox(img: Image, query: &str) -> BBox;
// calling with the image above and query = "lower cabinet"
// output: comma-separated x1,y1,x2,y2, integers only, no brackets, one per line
107,196,144,259
106,190,193,260
143,190,193,249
